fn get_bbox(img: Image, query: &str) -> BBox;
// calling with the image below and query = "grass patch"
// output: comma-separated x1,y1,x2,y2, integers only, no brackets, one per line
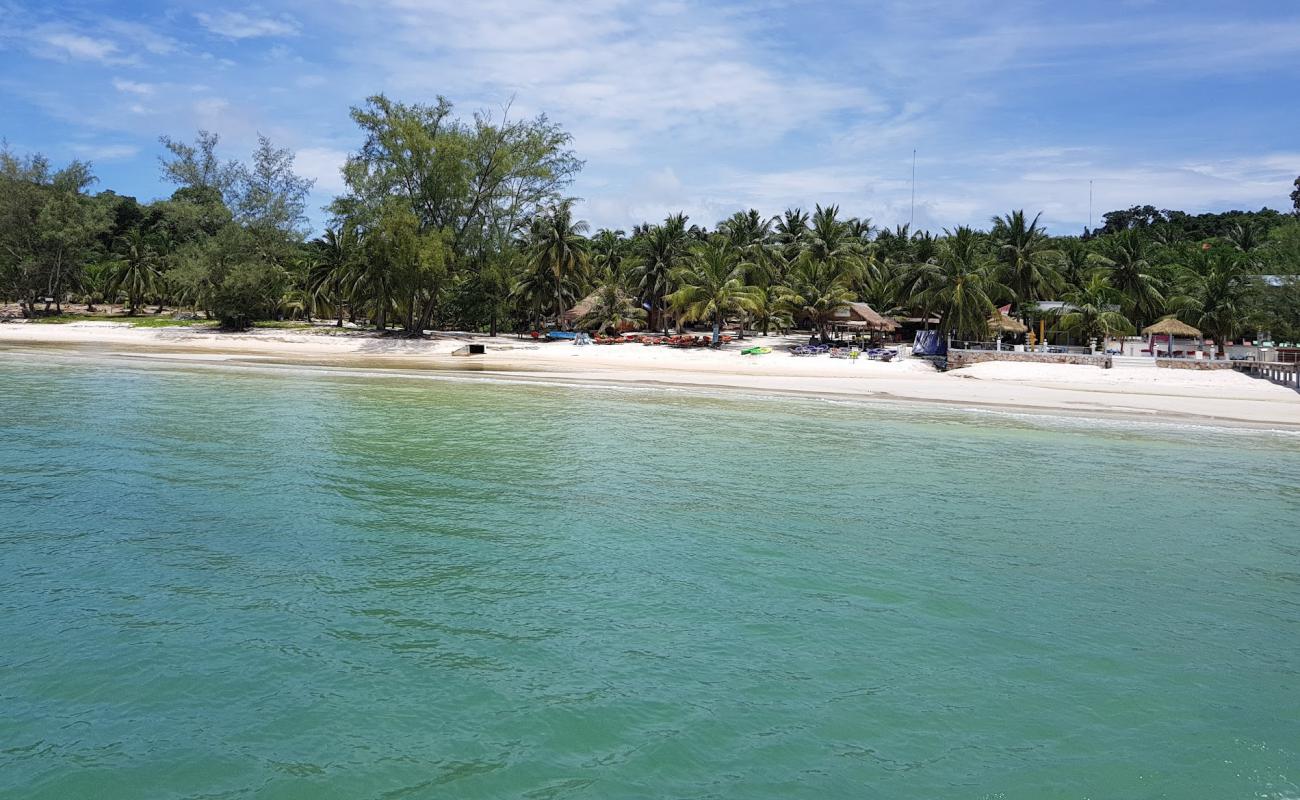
28,314,100,324
27,313,219,328
252,321,315,330
129,318,219,328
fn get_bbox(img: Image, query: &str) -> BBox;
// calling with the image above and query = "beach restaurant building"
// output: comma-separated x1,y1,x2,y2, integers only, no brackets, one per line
829,302,900,339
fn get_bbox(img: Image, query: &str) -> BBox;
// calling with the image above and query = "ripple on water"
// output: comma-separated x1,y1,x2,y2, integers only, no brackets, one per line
1,357,1298,799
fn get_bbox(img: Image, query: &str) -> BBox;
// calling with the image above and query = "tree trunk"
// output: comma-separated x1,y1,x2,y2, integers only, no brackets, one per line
712,312,721,346
336,306,344,328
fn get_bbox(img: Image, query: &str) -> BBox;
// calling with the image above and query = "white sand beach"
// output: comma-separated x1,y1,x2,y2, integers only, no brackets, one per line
3,321,1299,429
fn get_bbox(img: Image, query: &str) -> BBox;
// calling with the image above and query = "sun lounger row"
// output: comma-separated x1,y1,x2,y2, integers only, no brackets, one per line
792,344,897,361
639,335,733,347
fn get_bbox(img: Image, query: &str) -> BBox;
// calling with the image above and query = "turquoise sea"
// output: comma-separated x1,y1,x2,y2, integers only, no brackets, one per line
2,353,1298,799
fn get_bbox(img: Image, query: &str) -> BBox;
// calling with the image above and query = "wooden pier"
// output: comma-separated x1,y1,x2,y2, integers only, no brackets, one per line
1232,360,1300,390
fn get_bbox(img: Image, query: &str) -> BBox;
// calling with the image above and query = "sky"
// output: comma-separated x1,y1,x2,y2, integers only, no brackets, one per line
2,0,1298,236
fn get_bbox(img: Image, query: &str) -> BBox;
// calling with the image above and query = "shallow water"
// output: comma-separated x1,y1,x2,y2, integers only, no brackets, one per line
2,356,1298,799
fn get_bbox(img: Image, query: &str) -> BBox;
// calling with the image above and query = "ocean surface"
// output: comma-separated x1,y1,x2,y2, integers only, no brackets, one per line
2,354,1298,799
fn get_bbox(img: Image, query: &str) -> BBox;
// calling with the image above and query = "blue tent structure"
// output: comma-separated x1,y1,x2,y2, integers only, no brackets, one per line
913,330,945,356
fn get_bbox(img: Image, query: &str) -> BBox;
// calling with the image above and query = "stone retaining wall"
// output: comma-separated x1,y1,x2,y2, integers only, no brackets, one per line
947,349,1112,369
1155,359,1233,370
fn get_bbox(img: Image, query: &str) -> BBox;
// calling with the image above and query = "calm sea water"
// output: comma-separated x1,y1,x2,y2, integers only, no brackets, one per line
2,354,1298,799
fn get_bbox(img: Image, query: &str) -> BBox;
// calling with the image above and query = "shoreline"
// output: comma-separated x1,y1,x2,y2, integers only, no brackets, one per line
4,322,1300,431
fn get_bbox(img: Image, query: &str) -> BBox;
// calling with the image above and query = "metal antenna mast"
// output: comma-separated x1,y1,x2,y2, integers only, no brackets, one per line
910,149,916,228
1088,179,1094,232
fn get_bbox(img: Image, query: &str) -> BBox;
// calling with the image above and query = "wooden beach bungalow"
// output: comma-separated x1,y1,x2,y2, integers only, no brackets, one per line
829,302,900,337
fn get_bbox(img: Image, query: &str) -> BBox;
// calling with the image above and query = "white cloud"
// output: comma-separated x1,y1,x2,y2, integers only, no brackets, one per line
36,31,124,63
293,146,349,193
70,143,139,161
195,11,300,39
112,78,155,96
349,0,874,148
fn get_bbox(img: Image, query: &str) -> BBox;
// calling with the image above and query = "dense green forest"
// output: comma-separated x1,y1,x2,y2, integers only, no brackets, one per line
4,95,1299,346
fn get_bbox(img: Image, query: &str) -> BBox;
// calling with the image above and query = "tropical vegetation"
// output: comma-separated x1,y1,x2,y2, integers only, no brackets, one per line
3,94,1299,346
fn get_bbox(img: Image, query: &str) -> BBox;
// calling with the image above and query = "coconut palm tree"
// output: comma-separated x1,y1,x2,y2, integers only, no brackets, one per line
578,284,646,335
631,218,688,333
803,204,864,279
1056,239,1093,291
78,260,112,313
899,251,944,331
1090,230,1165,328
527,200,590,323
1168,249,1252,358
718,208,775,284
777,256,856,341
748,282,791,336
310,225,360,327
930,226,1003,341
773,208,810,267
991,210,1061,306
510,259,553,333
1056,273,1134,346
665,238,759,344
109,227,162,315
845,216,876,244
589,228,626,284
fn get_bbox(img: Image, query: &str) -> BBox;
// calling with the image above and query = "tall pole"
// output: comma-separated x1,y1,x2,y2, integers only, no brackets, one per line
1088,179,1094,232
910,149,917,229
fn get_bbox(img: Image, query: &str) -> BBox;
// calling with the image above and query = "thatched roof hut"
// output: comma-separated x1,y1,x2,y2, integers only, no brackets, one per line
830,302,900,331
987,313,1028,334
1142,317,1201,338
562,290,610,325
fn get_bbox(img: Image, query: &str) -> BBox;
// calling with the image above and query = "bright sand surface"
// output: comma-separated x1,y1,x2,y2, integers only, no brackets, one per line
3,321,1299,429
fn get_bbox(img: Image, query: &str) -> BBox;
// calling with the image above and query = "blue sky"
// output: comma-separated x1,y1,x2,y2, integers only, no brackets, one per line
2,0,1298,236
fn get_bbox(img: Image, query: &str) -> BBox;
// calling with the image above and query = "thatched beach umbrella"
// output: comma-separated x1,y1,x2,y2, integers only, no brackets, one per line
1142,316,1201,357
987,313,1029,334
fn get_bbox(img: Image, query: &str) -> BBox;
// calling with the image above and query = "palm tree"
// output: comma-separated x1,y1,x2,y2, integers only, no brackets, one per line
589,228,626,284
718,209,774,284
1168,249,1252,358
845,216,876,244
1056,274,1134,346
777,256,856,340
1090,230,1165,328
899,252,944,331
1056,239,1093,291
773,208,810,267
804,204,864,278
527,200,590,323
109,227,162,315
991,210,1061,306
78,260,112,313
1226,221,1262,254
748,282,791,336
930,227,1003,341
510,260,553,333
578,284,646,334
310,225,360,327
665,238,759,344
631,217,688,333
